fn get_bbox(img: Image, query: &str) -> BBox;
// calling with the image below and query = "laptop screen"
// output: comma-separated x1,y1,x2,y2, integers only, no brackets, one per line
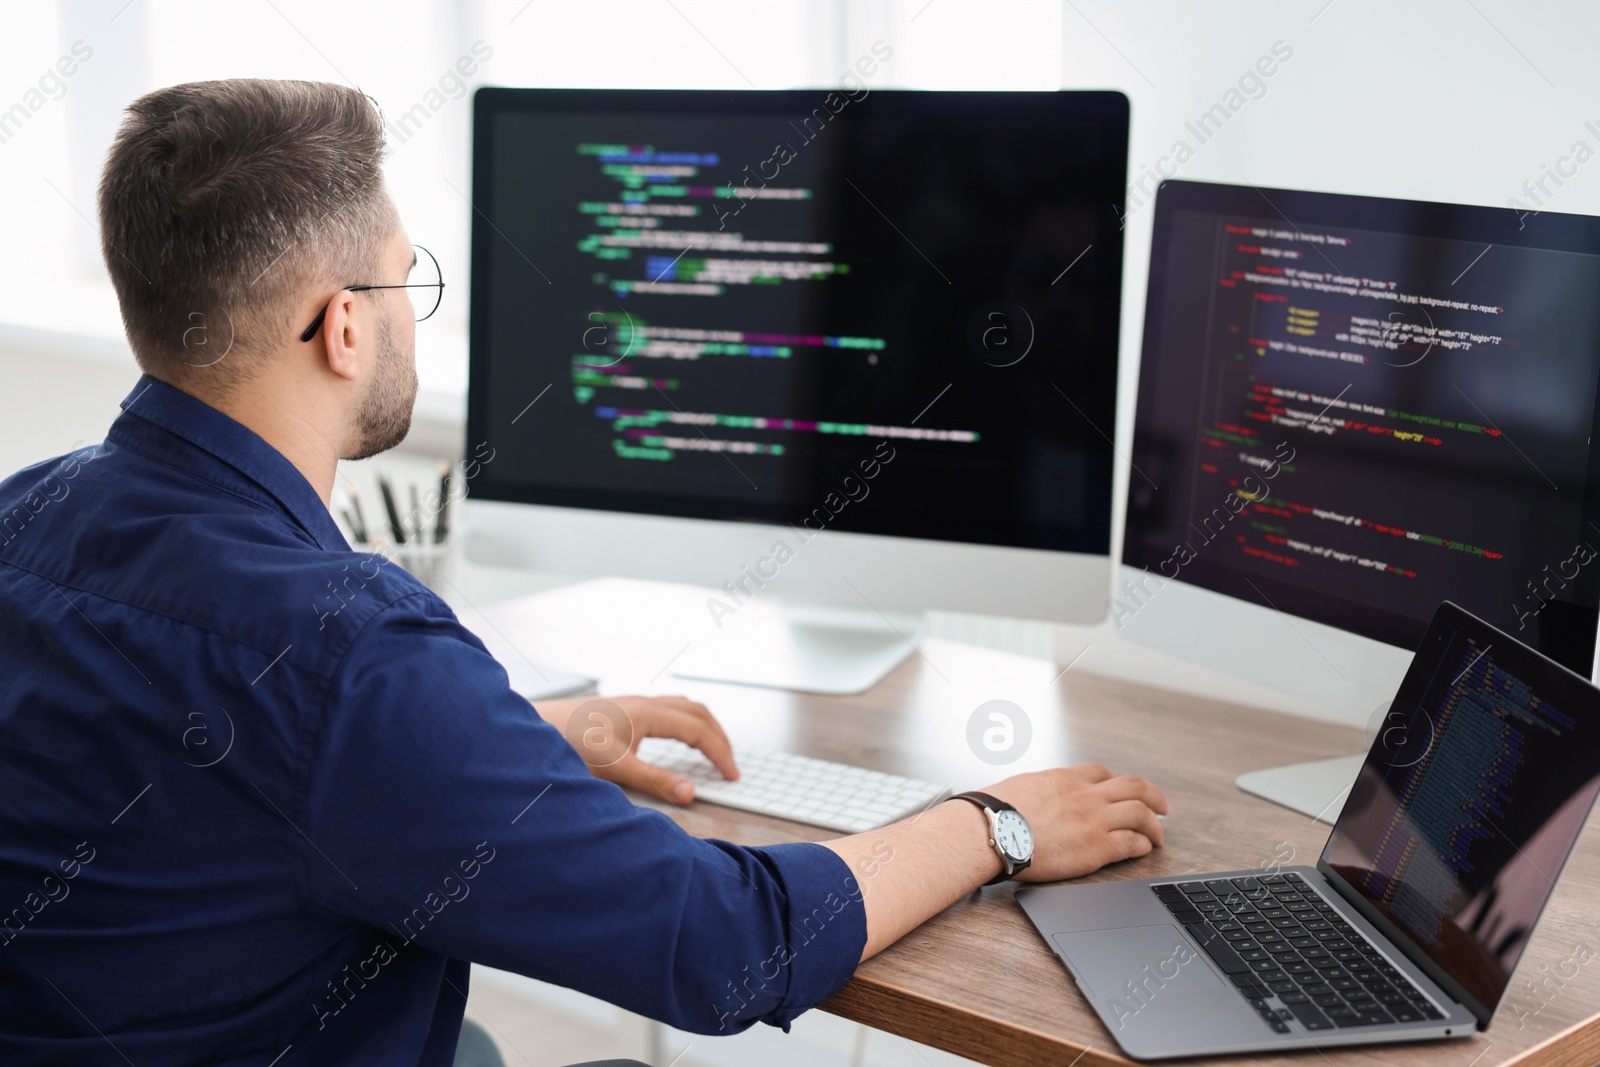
1321,601,1600,1017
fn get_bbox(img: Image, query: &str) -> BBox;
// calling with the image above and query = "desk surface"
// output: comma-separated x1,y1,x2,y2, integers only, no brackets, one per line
472,577,1600,1067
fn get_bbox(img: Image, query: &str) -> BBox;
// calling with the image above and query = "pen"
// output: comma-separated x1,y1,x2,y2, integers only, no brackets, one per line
348,489,370,544
377,473,407,544
340,507,364,545
434,461,451,543
408,479,423,545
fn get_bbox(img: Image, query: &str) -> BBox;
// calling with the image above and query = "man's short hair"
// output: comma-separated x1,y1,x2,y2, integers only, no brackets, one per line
98,79,399,396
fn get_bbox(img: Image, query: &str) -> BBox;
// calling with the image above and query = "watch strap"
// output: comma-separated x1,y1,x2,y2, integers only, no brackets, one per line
951,791,1027,885
952,790,1012,813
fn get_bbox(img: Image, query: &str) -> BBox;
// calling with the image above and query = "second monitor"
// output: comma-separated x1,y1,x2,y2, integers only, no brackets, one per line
1121,178,1600,814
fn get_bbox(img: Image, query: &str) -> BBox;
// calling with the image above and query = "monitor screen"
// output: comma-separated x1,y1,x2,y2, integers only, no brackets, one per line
1124,180,1600,673
467,89,1128,554
1320,601,1600,1017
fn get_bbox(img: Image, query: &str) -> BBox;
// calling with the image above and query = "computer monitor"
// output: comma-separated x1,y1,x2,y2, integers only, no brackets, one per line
463,88,1130,693
1120,179,1600,814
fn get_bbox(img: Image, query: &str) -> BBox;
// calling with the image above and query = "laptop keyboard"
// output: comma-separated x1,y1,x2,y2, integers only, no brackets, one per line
1151,873,1446,1034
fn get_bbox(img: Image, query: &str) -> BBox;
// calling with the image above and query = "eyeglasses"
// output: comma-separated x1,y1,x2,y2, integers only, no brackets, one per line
298,243,444,343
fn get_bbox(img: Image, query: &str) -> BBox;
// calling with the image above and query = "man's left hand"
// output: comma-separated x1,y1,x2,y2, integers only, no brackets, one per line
535,694,739,805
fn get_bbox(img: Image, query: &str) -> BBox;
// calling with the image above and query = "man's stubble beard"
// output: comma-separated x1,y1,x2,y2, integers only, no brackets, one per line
345,312,418,461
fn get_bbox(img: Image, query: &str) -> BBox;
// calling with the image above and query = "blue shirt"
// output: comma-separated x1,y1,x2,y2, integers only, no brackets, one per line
0,375,866,1066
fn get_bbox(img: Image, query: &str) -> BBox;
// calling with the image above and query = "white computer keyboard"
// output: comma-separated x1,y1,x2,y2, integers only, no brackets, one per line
635,737,951,833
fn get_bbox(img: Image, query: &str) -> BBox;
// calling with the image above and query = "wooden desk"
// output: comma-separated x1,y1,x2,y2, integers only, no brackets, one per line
474,578,1600,1067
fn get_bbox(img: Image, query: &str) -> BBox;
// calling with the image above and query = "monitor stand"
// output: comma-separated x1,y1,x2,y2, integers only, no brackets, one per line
672,601,922,695
1235,753,1366,825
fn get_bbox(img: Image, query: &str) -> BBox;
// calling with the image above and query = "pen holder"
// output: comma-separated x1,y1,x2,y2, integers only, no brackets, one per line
380,532,456,594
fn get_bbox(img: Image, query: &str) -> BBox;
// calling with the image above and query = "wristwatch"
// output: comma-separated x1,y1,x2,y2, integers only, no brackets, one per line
951,791,1034,885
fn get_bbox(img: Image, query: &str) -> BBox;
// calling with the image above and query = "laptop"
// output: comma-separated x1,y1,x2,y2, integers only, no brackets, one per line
1017,601,1600,1059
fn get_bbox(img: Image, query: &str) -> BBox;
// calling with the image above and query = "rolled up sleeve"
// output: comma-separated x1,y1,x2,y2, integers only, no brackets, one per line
299,591,866,1034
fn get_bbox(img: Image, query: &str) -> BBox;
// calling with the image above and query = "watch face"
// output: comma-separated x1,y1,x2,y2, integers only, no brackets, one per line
994,809,1034,862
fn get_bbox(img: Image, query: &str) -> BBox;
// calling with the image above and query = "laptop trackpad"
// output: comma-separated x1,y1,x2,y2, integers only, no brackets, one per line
1053,924,1263,1055
1054,924,1223,1014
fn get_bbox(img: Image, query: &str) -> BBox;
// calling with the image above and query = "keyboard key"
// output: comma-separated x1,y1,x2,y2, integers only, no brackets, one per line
1312,993,1345,1007
1391,1007,1423,1022
1342,1010,1395,1027
1285,1002,1333,1030
1186,922,1251,975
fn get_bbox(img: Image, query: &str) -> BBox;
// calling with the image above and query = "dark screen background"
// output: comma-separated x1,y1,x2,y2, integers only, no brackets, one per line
1124,181,1600,672
467,89,1128,553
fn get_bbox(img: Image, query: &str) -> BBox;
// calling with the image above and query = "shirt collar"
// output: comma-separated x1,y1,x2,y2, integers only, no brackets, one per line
107,373,350,552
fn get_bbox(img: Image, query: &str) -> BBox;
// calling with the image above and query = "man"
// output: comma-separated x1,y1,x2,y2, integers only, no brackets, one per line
0,79,1169,1066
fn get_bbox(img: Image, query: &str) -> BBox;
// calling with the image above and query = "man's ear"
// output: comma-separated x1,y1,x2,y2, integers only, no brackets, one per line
318,290,363,383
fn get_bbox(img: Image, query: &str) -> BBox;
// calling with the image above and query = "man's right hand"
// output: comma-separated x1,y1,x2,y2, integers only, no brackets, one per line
981,763,1170,882
824,761,1171,960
